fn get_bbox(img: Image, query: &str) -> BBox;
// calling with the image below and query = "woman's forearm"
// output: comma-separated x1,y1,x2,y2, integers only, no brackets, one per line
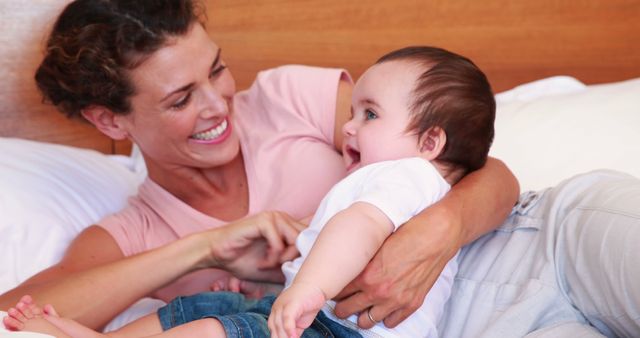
404,157,518,251
1,210,300,330
440,157,519,245
0,231,209,330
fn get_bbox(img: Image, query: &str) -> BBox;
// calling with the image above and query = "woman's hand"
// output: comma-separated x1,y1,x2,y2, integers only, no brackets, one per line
332,205,462,328
202,211,306,283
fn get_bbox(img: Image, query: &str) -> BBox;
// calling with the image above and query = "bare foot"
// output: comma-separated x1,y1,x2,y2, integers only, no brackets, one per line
210,277,283,299
3,295,72,337
3,295,106,338
238,280,284,298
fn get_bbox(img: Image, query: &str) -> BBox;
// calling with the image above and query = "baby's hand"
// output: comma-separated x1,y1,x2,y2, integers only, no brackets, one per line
268,282,326,338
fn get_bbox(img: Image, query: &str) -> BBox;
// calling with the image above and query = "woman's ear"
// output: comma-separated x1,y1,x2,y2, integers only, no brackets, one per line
419,126,447,160
81,106,130,140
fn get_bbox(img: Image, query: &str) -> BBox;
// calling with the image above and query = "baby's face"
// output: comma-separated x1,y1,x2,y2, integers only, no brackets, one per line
342,60,423,173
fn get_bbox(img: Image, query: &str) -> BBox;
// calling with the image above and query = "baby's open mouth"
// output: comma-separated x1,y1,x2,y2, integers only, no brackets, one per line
345,145,361,171
347,147,360,163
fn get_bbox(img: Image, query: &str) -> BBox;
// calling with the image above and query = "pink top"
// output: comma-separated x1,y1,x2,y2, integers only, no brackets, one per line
99,65,349,301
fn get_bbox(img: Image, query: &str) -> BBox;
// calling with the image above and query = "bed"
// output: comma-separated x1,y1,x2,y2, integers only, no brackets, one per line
1,0,639,335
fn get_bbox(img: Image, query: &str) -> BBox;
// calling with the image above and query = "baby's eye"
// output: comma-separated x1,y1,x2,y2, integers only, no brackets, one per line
365,109,378,120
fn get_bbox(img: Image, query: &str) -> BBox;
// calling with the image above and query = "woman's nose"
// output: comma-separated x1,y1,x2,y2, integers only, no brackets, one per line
200,85,228,118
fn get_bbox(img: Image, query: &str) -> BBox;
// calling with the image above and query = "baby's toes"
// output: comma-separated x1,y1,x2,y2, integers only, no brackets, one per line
26,302,43,317
19,295,34,305
16,302,35,319
3,312,25,330
8,307,27,323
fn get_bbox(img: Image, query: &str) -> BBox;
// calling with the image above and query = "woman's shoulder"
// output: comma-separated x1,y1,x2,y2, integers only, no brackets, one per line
255,64,346,84
96,179,184,256
235,65,347,137
238,65,347,107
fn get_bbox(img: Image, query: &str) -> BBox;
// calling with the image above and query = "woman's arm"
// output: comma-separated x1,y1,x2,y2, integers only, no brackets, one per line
0,225,208,330
0,211,302,330
0,226,127,329
333,75,353,152
333,157,519,328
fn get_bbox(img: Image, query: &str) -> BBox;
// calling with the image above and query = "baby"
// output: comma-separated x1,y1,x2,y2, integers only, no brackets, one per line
4,46,495,338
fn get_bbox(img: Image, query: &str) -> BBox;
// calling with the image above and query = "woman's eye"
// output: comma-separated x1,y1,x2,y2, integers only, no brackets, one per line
209,65,227,79
365,109,377,120
171,93,192,110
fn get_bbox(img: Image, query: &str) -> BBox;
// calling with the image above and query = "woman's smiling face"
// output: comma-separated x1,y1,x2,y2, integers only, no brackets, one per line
116,23,240,170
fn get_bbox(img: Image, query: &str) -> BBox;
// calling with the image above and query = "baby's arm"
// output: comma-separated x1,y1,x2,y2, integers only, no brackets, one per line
269,202,393,338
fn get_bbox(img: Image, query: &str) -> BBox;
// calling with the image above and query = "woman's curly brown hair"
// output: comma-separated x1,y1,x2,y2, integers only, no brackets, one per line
35,0,205,118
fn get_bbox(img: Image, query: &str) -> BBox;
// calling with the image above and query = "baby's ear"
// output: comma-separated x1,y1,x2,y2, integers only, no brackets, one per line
419,126,447,160
81,106,130,140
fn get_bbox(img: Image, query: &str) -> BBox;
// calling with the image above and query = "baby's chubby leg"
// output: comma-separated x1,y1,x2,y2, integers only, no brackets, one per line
158,292,274,337
141,318,228,338
45,309,228,338
3,295,228,338
107,313,227,338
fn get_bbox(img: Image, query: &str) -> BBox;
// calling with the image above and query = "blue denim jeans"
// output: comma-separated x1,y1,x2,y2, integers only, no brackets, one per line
158,291,363,338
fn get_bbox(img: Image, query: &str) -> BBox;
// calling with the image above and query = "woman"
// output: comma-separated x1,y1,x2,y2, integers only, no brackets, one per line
0,0,517,332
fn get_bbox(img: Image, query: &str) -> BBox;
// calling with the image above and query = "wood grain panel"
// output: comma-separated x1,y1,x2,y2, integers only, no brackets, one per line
2,0,638,150
205,0,640,92
0,0,118,153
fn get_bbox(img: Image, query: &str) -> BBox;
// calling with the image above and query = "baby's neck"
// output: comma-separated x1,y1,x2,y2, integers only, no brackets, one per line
432,161,465,186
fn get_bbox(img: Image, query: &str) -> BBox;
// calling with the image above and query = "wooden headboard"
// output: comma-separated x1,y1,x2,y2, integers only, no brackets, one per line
2,0,639,153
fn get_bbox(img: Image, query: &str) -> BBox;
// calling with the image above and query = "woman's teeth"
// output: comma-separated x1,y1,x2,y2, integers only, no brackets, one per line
191,120,228,140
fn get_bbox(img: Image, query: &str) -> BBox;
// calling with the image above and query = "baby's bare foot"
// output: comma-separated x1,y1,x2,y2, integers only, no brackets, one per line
240,280,284,298
3,295,72,337
210,277,283,298
4,296,107,338
3,295,41,330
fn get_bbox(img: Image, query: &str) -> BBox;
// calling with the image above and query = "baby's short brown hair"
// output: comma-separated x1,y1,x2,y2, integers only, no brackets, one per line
377,46,495,174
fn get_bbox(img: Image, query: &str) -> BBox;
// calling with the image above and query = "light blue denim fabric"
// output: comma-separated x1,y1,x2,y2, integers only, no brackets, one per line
439,170,640,337
158,291,363,338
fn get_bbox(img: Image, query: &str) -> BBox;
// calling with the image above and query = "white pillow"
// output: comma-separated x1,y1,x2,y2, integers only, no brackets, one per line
0,138,143,294
495,75,586,102
491,77,640,191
